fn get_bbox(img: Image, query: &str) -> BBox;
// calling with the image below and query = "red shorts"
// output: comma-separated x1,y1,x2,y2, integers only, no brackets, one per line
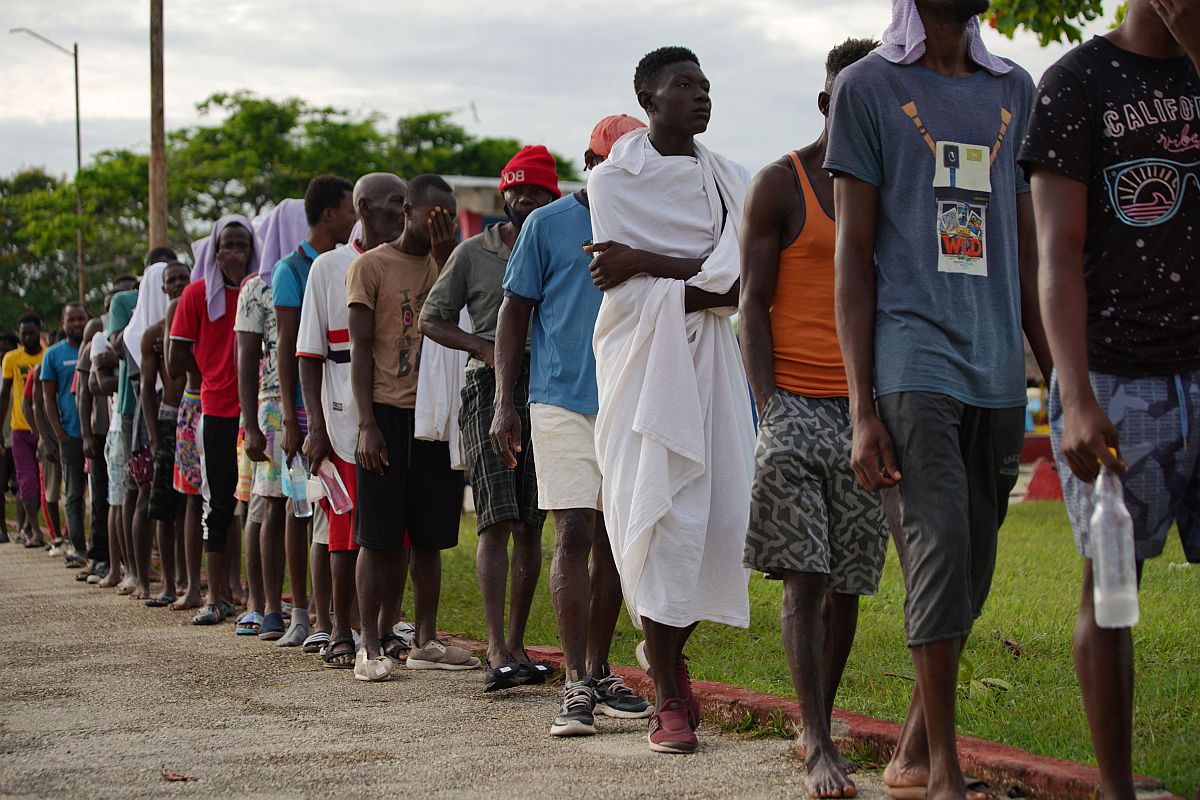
321,453,411,552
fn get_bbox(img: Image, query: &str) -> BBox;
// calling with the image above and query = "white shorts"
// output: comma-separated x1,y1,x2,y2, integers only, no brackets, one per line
311,505,329,546
529,403,601,511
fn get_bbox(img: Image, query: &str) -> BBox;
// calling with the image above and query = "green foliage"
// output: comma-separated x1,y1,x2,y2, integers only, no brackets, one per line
0,91,580,325
986,1,1128,45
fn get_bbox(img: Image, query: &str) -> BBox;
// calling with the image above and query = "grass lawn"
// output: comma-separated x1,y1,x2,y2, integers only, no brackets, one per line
408,502,1198,796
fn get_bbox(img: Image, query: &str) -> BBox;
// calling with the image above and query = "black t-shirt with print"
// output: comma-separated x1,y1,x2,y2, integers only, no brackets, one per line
1019,36,1200,377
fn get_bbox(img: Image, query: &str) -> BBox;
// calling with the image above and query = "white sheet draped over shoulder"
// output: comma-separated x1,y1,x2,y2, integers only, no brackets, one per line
588,128,754,630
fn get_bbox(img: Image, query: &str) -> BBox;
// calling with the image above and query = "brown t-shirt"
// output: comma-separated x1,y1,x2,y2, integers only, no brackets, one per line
345,245,439,409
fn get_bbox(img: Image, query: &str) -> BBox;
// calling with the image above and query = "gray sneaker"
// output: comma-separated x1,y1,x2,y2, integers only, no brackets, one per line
550,678,598,737
595,667,652,719
406,639,481,670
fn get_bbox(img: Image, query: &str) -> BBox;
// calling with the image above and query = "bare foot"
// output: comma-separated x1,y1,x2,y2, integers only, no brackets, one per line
795,742,858,774
97,572,122,589
170,592,203,611
803,738,857,799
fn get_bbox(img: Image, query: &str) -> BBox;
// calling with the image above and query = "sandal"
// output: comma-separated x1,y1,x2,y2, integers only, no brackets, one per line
235,611,263,635
484,658,524,693
323,637,357,669
192,604,223,625
517,650,556,685
302,630,331,654
380,632,409,662
257,611,285,641
219,600,238,620
144,593,176,608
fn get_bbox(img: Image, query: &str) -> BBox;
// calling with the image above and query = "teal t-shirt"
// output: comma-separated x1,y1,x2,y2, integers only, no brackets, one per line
107,289,138,416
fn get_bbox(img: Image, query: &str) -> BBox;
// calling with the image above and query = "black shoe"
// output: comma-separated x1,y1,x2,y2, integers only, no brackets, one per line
549,678,597,737
595,666,653,719
0,529,9,544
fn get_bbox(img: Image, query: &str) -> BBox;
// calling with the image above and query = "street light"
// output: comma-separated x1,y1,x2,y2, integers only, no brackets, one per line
10,27,85,303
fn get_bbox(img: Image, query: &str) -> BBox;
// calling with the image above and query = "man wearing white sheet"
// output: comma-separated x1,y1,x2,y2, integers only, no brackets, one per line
585,45,754,756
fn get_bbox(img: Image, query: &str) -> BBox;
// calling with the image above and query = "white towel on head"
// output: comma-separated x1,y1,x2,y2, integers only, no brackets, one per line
876,0,1011,76
124,261,169,374
587,128,754,631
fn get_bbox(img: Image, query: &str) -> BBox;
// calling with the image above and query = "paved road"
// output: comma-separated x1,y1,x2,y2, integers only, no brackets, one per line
0,545,885,799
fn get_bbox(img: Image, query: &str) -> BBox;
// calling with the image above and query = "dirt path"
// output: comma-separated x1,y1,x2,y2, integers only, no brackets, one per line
0,545,884,799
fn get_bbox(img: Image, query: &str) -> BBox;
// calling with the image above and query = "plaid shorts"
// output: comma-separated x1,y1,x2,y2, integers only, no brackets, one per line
459,359,545,531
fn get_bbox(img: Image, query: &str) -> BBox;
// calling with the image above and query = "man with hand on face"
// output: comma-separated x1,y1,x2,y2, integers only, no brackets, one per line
826,1,1051,797
40,302,90,568
348,174,475,681
296,172,412,668
739,37,881,799
272,175,357,648
491,116,653,733
1019,1,1200,796
420,147,557,681
587,46,755,756
170,216,258,626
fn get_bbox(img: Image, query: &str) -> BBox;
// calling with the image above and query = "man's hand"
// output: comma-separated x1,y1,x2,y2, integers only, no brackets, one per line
244,426,269,463
473,341,496,370
82,433,101,461
356,421,389,476
281,417,303,462
585,241,643,291
850,414,902,491
1152,0,1200,56
489,400,523,469
38,440,59,464
429,206,458,267
92,349,118,369
304,424,334,474
1060,397,1127,483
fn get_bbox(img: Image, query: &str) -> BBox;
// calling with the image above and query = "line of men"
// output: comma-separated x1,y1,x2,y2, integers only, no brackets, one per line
4,0,1196,796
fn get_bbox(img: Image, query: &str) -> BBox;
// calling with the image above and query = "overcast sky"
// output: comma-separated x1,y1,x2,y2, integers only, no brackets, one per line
1,0,1117,180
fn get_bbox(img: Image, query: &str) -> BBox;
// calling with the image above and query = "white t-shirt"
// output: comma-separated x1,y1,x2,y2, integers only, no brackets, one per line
296,241,361,462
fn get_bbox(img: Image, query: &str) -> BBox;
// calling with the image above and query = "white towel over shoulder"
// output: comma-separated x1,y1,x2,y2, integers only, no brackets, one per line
588,128,754,630
414,308,472,470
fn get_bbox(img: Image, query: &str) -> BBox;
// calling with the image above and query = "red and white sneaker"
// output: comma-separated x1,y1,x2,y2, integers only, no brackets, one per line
647,698,698,754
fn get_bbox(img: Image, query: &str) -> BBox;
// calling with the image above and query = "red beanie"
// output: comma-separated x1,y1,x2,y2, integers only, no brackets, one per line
498,145,561,198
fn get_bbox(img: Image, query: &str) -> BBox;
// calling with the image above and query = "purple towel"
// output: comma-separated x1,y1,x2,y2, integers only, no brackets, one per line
189,214,258,321
256,198,309,288
875,0,1011,76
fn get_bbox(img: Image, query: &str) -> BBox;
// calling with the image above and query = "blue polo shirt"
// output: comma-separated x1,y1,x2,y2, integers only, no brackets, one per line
503,192,602,415
41,339,81,439
271,241,319,409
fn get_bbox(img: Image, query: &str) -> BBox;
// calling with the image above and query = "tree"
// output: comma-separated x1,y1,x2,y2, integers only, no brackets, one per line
987,1,1127,46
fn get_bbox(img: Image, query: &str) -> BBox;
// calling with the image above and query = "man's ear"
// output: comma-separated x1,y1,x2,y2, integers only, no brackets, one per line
636,88,654,114
818,91,831,118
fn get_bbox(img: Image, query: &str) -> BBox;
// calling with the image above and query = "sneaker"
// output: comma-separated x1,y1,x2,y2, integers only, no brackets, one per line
48,544,64,557
391,620,417,650
648,697,698,754
595,667,652,719
353,649,394,682
550,678,598,737
406,639,482,670
675,654,701,729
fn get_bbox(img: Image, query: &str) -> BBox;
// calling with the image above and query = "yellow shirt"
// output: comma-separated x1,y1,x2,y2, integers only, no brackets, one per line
2,347,44,432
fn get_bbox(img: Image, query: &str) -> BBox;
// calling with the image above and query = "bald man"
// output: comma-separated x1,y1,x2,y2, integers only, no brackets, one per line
296,172,409,667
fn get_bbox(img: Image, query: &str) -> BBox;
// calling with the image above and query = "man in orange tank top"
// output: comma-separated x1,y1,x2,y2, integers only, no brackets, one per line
739,38,882,799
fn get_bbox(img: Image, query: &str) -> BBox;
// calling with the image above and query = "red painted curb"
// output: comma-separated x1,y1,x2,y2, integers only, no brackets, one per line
442,635,1178,800
1026,457,1065,502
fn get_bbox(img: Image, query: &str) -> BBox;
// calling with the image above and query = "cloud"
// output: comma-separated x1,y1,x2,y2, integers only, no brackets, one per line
0,0,1118,177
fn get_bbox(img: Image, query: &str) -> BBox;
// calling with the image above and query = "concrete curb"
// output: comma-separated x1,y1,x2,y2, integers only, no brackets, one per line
444,635,1178,800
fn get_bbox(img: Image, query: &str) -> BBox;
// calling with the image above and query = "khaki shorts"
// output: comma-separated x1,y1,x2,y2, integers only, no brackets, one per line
43,458,62,503
529,403,601,511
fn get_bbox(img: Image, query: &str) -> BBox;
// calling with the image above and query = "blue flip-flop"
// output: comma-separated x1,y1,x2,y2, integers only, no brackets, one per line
257,611,286,641
235,611,263,636
192,604,223,626
144,593,176,608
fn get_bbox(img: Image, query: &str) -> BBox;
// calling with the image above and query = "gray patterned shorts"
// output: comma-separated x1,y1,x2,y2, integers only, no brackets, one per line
1050,369,1200,563
744,389,887,594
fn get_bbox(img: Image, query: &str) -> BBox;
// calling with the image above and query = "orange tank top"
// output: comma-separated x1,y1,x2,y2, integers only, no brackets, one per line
770,151,848,398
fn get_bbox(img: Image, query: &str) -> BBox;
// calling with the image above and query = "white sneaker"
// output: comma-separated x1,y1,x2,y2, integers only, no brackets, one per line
391,620,416,650
48,544,64,557
353,649,394,682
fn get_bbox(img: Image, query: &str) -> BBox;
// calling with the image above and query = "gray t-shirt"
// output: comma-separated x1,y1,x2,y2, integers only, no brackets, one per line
825,53,1034,409
421,223,531,367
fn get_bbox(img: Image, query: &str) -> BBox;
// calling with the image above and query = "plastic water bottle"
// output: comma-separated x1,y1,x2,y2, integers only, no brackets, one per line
1089,466,1139,628
316,460,353,515
284,454,313,519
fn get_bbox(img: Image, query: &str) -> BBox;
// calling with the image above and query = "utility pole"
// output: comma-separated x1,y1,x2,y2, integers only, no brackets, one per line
148,0,168,250
9,27,86,301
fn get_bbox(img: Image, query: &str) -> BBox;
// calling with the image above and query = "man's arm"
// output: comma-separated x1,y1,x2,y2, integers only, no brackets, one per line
419,316,496,369
236,331,267,463
0,378,12,454
834,175,899,491
1017,193,1053,385
684,283,739,312
489,296,534,468
738,165,789,413
78,356,99,460
586,242,704,291
168,339,199,388
349,304,387,475
1032,168,1124,483
41,376,69,445
299,357,332,472
1152,0,1200,70
276,305,303,460
140,329,162,451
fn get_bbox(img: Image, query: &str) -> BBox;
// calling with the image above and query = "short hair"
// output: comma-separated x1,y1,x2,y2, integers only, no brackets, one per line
0,332,19,349
17,312,42,328
407,174,453,206
63,302,86,315
146,246,177,266
826,37,879,83
304,174,354,226
112,274,138,289
634,46,700,93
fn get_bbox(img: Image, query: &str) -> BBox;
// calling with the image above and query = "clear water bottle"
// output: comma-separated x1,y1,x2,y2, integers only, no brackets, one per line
283,454,313,519
1089,465,1139,628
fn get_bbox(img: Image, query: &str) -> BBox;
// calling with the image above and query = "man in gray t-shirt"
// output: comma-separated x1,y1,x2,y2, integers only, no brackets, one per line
826,1,1052,796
